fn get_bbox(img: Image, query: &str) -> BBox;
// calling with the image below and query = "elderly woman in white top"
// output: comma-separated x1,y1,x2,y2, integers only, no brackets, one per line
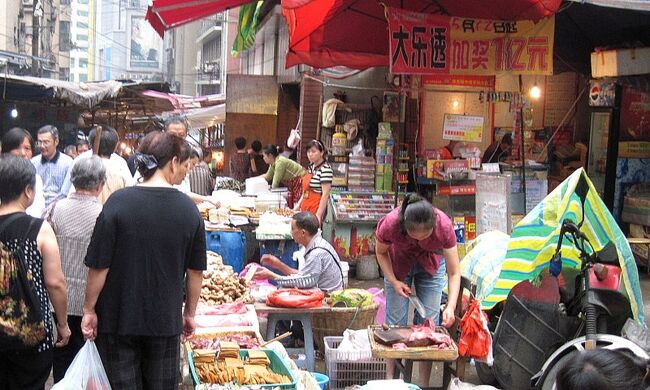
46,156,106,383
1,127,46,217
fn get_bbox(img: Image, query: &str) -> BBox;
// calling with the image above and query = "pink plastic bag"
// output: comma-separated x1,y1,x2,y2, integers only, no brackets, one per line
368,288,386,324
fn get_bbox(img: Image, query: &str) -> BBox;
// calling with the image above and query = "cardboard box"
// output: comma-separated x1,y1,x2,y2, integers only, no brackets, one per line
426,159,470,178
591,47,650,78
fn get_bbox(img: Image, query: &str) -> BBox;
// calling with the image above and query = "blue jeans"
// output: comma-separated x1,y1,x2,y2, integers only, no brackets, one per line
384,261,447,326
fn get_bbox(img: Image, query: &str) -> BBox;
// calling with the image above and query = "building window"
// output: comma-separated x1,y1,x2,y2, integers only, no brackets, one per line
77,10,88,17
78,0,89,4
77,34,88,42
59,67,70,81
79,59,88,69
59,21,71,51
61,0,71,4
77,22,88,29
70,58,76,67
79,74,88,82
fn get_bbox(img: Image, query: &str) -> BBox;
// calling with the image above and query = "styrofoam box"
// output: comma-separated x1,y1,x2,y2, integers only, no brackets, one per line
324,336,387,390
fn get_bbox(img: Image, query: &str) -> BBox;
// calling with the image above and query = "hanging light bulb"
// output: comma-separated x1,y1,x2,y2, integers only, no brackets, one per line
10,108,18,118
529,84,542,99
452,99,460,109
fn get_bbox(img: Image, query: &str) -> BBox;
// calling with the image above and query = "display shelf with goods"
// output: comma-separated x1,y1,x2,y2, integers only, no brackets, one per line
375,125,395,193
347,155,376,192
322,192,396,260
328,155,349,188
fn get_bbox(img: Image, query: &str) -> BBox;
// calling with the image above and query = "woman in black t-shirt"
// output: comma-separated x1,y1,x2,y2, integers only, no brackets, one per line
82,132,206,389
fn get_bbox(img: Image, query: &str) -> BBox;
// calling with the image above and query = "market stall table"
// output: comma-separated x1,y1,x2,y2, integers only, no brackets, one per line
255,302,332,372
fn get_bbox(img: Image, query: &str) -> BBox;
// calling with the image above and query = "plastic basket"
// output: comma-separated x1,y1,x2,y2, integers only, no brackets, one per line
273,273,319,289
324,336,387,390
312,303,379,353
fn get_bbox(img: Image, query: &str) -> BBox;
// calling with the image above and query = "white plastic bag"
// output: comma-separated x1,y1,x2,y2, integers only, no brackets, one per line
52,340,111,390
447,377,500,390
338,328,372,353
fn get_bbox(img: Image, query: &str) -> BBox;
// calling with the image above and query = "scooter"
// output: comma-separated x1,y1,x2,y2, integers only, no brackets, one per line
478,217,647,389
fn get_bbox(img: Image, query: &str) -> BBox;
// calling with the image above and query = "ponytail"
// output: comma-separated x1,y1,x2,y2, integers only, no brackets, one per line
399,193,435,235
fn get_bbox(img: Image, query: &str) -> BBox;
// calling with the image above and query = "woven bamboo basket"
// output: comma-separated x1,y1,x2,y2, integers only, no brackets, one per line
311,303,379,353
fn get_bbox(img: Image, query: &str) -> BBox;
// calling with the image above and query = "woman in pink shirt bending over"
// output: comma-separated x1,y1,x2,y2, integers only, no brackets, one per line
375,194,461,387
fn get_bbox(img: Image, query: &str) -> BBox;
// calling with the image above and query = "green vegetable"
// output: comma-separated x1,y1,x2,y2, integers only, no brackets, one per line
330,289,374,308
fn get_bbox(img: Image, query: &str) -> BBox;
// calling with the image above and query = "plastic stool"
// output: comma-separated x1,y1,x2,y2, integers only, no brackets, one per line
266,312,315,372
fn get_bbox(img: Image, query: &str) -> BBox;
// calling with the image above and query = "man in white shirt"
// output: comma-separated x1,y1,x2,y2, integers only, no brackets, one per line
133,116,219,206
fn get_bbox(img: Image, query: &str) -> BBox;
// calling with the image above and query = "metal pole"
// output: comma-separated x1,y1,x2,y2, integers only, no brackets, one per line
32,1,40,77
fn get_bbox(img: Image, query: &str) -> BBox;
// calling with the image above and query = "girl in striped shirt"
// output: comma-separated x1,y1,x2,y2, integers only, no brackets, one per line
295,140,333,223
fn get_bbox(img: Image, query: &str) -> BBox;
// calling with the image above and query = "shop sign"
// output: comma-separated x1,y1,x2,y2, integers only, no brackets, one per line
422,75,495,88
387,7,554,75
620,87,650,144
589,81,617,107
619,141,650,159
443,114,484,142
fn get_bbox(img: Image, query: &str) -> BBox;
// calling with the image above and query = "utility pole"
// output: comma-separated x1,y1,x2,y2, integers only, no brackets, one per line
32,0,41,76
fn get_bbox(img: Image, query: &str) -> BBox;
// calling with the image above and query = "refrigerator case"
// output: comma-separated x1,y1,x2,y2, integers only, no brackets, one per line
587,80,621,210
322,192,396,260
587,111,612,197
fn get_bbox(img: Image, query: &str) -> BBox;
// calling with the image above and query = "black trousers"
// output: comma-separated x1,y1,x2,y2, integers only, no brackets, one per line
0,347,52,390
95,333,180,390
52,315,85,382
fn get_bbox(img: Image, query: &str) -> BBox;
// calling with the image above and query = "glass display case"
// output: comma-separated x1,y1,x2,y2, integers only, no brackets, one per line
322,192,396,260
588,111,612,197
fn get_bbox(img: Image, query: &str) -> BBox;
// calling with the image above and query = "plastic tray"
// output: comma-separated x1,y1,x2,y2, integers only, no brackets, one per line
324,336,387,390
368,326,458,361
189,348,297,389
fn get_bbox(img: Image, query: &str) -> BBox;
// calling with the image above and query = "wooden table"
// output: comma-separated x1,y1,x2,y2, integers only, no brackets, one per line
255,303,331,372
369,326,459,390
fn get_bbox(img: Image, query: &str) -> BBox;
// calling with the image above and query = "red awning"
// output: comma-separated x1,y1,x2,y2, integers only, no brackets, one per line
281,0,562,69
146,0,254,37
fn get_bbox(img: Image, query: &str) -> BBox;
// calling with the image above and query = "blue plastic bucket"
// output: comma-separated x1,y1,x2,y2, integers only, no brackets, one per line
205,231,246,272
259,240,300,269
311,372,329,390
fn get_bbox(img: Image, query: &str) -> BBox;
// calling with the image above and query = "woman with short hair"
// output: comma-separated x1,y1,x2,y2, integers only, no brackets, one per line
0,155,70,388
1,127,46,217
47,156,106,382
81,131,206,389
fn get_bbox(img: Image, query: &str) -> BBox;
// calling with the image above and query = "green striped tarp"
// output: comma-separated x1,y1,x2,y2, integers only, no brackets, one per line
483,168,644,323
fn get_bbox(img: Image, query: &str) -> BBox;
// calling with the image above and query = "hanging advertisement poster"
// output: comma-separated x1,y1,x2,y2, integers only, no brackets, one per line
443,114,484,142
619,87,650,158
387,7,554,75
128,15,163,71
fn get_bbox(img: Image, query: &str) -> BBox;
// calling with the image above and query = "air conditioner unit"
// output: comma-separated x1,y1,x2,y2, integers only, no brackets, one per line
21,0,33,6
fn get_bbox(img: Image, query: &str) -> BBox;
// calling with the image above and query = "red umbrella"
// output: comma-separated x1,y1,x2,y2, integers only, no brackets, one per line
146,0,254,37
281,0,562,69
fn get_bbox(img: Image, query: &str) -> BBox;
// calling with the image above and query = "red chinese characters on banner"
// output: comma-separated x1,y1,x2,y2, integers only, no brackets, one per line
388,7,554,75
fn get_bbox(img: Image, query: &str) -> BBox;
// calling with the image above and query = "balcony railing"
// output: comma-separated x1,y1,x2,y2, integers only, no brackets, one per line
200,13,225,35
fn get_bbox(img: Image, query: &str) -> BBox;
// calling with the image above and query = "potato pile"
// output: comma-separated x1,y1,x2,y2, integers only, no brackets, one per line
200,271,253,306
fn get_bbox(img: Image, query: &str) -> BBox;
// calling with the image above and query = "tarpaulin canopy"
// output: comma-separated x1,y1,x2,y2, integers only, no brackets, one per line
281,0,562,69
567,0,650,11
458,169,644,323
1,75,122,109
146,0,255,37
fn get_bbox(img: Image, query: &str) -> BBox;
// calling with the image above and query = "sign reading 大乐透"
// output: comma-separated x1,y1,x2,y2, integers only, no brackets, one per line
387,7,554,75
